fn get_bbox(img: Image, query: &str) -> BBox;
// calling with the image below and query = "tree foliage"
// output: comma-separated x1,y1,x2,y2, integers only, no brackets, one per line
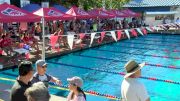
78,0,131,10
30,0,130,10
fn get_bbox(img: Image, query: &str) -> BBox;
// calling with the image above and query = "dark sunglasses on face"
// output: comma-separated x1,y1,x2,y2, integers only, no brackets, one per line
42,65,47,68
69,83,76,86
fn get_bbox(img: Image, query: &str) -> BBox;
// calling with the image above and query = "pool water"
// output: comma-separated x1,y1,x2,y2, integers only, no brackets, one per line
0,34,180,101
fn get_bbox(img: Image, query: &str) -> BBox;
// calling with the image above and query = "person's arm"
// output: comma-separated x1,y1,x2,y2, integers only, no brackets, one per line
136,82,150,101
51,76,61,84
47,74,62,85
137,83,150,101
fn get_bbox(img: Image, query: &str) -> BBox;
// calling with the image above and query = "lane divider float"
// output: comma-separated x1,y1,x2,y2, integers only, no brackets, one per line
111,44,180,53
48,61,180,85
92,49,180,60
73,54,180,69
122,41,178,47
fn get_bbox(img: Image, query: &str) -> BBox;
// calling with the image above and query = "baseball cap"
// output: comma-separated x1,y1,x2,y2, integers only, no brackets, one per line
36,60,47,67
18,61,34,76
67,76,83,87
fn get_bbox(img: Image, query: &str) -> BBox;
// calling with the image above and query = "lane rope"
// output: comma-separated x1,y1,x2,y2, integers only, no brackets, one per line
110,43,180,53
48,61,180,85
121,41,179,47
140,36,180,42
0,77,122,100
138,38,180,43
144,36,180,40
92,49,180,60
73,54,180,69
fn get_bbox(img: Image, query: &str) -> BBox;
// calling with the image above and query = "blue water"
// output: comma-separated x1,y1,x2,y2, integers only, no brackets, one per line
0,34,180,101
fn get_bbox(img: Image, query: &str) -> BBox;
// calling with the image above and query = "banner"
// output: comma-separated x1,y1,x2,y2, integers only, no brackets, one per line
142,28,147,35
90,32,96,47
136,28,144,36
67,34,74,50
50,35,58,49
131,29,137,37
101,32,106,42
124,30,130,39
117,30,122,40
110,31,117,42
153,26,159,31
79,33,85,39
146,27,153,32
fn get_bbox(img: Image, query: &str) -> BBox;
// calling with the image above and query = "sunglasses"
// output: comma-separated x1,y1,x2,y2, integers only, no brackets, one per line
42,65,47,68
69,83,76,86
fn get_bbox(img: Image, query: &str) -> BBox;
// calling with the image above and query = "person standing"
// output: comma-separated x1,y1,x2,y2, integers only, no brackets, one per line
121,60,150,101
10,61,34,101
25,82,50,101
31,59,61,87
67,76,86,101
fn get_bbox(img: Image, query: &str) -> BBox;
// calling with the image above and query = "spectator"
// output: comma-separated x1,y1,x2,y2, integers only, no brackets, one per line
10,61,34,101
67,76,86,101
25,82,50,101
121,60,150,101
35,23,42,40
31,59,61,87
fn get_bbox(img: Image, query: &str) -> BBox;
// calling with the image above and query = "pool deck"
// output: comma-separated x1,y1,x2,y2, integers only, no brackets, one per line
0,83,66,101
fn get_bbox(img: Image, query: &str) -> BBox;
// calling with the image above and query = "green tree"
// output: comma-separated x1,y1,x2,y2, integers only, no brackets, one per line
78,0,131,10
30,0,130,10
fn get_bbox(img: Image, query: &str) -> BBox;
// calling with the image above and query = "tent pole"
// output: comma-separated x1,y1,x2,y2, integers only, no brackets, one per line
42,16,45,60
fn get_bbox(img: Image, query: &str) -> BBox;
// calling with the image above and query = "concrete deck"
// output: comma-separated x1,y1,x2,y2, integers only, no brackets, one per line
0,83,66,101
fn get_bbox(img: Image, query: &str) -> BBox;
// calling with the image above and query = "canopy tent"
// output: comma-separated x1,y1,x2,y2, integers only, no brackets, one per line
33,7,74,21
109,9,128,18
66,6,96,19
0,3,40,22
121,9,140,17
53,4,68,13
88,8,115,19
22,3,41,12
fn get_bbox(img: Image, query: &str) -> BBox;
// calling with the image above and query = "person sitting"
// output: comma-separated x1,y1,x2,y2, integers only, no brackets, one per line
0,33,14,56
25,82,50,101
67,76,86,101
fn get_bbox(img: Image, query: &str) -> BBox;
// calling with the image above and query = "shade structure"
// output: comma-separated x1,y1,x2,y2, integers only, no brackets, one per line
0,3,41,22
22,3,41,12
66,6,96,19
33,7,74,21
109,9,129,18
88,8,115,19
121,9,140,17
53,4,68,13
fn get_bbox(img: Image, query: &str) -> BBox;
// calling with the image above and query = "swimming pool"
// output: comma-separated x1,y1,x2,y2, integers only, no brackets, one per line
0,34,180,101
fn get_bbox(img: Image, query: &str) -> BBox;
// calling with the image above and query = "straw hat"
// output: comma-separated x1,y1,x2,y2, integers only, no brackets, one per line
124,60,145,78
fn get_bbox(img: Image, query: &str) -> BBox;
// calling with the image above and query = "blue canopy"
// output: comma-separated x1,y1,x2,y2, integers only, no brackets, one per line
22,4,41,12
53,4,68,13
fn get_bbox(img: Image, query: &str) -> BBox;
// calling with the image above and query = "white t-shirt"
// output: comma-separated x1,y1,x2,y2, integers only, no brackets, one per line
121,78,149,101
